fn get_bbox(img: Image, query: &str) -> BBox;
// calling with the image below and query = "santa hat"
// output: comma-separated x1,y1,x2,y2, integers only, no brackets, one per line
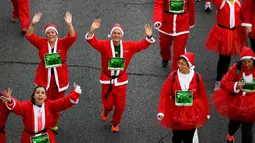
44,24,58,35
240,46,255,60
108,24,124,38
180,52,195,69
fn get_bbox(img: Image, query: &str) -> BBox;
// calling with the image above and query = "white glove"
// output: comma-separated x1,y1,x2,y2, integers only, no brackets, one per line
157,113,164,121
154,22,162,29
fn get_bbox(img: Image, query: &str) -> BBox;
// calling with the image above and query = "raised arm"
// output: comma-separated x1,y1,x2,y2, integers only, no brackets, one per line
27,12,42,36
64,11,75,37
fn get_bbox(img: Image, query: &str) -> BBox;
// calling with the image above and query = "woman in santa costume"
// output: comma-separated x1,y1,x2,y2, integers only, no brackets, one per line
211,47,255,143
85,19,155,132
0,83,81,143
157,52,210,143
0,89,12,143
10,0,30,33
242,0,255,51
204,0,247,91
24,12,77,133
153,0,195,71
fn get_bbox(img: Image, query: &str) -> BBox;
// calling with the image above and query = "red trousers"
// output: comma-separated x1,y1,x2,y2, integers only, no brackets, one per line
159,32,189,71
10,0,30,29
0,128,6,143
101,84,127,125
46,75,65,127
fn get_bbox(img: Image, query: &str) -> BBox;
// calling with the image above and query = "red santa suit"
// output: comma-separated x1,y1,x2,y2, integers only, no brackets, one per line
212,47,255,122
157,53,210,130
6,89,80,143
25,24,77,127
10,0,30,29
85,24,155,125
153,0,195,71
242,0,255,39
0,93,12,143
204,0,247,56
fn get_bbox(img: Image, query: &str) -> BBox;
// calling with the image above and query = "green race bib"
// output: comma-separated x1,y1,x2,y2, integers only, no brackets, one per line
108,57,125,70
44,53,62,68
169,0,185,13
240,79,255,93
30,133,50,143
175,90,193,106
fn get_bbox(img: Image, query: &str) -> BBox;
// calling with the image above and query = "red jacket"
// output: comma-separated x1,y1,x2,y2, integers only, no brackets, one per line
25,33,77,92
86,34,155,86
153,0,195,36
0,93,11,143
7,90,80,143
242,0,255,38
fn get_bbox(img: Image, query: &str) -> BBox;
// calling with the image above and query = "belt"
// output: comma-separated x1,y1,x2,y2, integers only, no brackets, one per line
0,125,5,134
103,71,124,99
25,128,49,135
217,24,239,30
164,10,187,14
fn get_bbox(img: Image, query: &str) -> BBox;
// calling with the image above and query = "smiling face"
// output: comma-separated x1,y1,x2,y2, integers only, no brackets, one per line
178,58,190,74
46,29,57,44
111,29,122,44
242,59,254,70
33,87,47,106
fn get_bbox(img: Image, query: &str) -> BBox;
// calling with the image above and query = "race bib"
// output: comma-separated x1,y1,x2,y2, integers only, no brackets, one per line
44,53,62,68
108,57,125,70
169,0,185,13
240,79,255,93
30,133,50,143
175,90,193,106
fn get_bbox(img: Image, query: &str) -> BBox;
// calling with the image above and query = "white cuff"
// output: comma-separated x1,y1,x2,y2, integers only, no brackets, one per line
69,99,79,104
241,23,252,27
157,113,164,121
85,32,94,40
75,86,82,94
6,99,16,110
207,115,210,119
146,37,155,44
234,82,240,93
190,25,195,29
154,22,162,29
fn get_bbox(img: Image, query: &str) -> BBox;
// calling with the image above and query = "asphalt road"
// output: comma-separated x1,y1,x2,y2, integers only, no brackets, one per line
0,0,253,143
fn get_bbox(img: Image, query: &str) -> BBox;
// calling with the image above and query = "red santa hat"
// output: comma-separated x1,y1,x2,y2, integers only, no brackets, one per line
108,24,124,38
44,24,58,35
180,52,195,69
240,46,255,60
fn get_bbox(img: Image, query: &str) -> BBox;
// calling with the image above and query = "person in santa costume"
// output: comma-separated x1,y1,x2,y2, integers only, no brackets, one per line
24,12,77,133
204,0,247,91
157,52,210,143
242,0,255,51
10,0,30,33
195,0,212,12
0,83,81,143
85,19,155,132
0,90,12,143
211,47,255,143
153,0,195,71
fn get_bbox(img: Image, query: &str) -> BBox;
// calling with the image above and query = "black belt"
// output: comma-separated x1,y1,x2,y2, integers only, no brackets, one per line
0,125,5,134
217,24,239,30
103,72,124,99
164,10,187,14
25,128,49,135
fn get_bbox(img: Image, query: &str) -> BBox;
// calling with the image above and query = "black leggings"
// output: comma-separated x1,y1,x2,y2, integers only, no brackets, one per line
228,120,254,143
216,55,231,81
250,38,255,52
172,129,196,143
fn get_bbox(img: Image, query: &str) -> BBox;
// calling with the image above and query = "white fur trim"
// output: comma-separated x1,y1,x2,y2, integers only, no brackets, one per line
241,23,252,27
45,27,58,35
75,86,82,94
207,115,210,119
180,55,193,68
158,29,189,36
99,79,128,86
33,103,45,133
173,15,177,33
220,0,226,10
154,22,162,29
108,27,124,38
157,113,164,120
85,32,94,40
234,82,240,93
70,99,79,104
240,56,255,60
145,37,155,44
190,25,195,29
6,98,16,110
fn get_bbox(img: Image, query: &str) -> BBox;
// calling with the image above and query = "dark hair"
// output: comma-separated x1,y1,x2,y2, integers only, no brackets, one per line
31,86,46,105
236,59,255,70
178,57,189,66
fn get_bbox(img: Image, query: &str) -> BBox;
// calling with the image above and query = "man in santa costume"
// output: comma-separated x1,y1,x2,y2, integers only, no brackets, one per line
153,0,195,71
25,12,77,134
85,19,155,132
10,0,30,33
242,0,255,51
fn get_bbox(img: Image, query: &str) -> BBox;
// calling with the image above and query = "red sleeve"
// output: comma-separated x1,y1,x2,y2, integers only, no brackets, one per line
242,0,253,26
220,64,238,92
49,90,80,112
7,99,26,116
129,37,155,54
86,34,106,53
62,32,77,50
158,73,173,114
153,0,164,23
188,0,195,27
212,0,225,10
25,33,42,50
197,74,210,115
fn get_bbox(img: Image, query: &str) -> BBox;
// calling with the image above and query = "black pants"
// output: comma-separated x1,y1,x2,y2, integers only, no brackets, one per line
250,38,255,52
172,129,196,143
228,120,254,143
216,55,231,81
